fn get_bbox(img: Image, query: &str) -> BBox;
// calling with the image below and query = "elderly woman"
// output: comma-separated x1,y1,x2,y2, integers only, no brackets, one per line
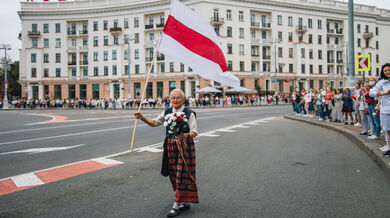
134,89,199,217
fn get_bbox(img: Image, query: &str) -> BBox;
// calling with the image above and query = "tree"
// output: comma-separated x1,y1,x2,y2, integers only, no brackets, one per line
0,60,20,99
255,83,262,95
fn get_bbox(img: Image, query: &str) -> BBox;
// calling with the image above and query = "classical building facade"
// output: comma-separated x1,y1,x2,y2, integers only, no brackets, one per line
18,0,390,100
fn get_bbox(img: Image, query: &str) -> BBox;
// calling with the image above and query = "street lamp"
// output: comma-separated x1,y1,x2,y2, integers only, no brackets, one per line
346,0,357,90
124,34,134,99
271,38,280,97
0,44,11,110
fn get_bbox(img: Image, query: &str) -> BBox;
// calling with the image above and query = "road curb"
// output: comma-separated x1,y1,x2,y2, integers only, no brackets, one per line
284,114,390,180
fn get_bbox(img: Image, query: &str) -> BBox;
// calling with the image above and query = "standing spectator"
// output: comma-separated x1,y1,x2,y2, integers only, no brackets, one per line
295,91,302,115
353,83,362,126
367,77,381,139
324,87,333,122
359,83,370,135
370,64,390,155
315,90,324,121
342,88,354,125
304,90,314,117
332,89,343,122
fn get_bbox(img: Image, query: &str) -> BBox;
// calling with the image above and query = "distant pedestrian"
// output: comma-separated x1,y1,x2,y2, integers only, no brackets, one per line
342,88,354,125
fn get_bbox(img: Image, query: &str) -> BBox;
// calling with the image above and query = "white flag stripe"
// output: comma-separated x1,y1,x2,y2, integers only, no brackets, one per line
159,33,239,87
169,0,222,51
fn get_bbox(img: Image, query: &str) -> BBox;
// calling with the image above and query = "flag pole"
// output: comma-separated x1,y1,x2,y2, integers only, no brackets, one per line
130,48,159,151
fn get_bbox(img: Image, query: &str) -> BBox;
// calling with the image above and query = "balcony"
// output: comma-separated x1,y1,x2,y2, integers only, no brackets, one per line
296,25,308,33
144,40,157,48
79,30,88,36
263,56,271,60
145,24,154,29
80,60,88,65
327,44,335,50
68,61,77,66
251,38,260,44
261,23,271,28
327,59,335,64
145,56,153,62
337,59,344,64
157,55,165,61
251,22,271,29
210,17,224,26
327,29,334,34
363,32,374,39
67,31,77,36
28,31,41,38
79,46,88,51
156,23,165,28
110,27,122,35
327,28,343,35
336,28,343,34
68,46,77,51
251,54,259,60
250,22,260,28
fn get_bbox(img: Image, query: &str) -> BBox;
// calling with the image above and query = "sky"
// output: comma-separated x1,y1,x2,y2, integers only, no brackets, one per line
0,0,389,61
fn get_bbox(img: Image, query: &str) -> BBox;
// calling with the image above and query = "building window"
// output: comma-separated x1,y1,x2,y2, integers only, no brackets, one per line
289,48,293,58
44,68,49,78
43,53,49,63
134,17,139,27
134,33,139,43
31,68,37,78
277,15,282,25
134,49,139,59
309,49,313,59
71,68,76,77
289,64,293,73
79,84,87,99
55,53,61,63
146,83,153,98
251,62,256,72
239,44,244,55
124,18,129,28
112,50,117,60
376,54,379,63
43,38,49,47
288,32,293,42
318,50,322,59
54,85,62,99
238,28,244,38
357,38,361,47
112,65,117,75
240,61,245,71
135,64,139,74
376,27,379,36
278,63,284,72
301,64,305,74
93,21,98,31
103,20,108,30
301,48,305,58
94,37,98,46
278,31,282,41
214,26,220,35
308,19,312,28
56,68,61,77
318,20,322,29
227,26,232,37
278,47,283,57
43,24,49,33
161,63,165,73
55,23,61,33
113,19,119,28
104,66,108,76
31,53,36,63
170,62,174,72
169,81,176,93
326,36,330,44
226,9,232,20
309,64,313,74
114,35,118,44
357,24,361,33
239,11,244,21
319,65,323,74
227,44,233,54
288,16,293,26
308,34,312,43
335,37,339,45
55,38,61,47
104,36,108,45
298,33,303,42
103,51,108,60
180,63,184,72
318,35,322,44
228,61,233,71
93,52,98,61
82,68,88,76
32,39,38,47
94,67,99,76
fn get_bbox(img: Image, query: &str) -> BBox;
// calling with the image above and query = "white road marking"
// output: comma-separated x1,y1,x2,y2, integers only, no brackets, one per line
93,158,124,165
0,144,86,155
0,125,146,146
12,173,45,187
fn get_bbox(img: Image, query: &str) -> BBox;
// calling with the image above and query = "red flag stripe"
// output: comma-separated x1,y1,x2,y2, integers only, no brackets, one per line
163,15,228,72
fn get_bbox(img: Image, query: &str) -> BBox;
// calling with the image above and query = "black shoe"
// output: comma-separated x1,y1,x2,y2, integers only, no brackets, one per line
167,208,181,217
344,122,348,125
382,150,390,157
179,203,191,212
350,122,354,125
360,132,368,135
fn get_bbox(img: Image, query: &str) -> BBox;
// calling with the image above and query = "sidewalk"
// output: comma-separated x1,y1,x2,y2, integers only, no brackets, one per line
284,113,390,180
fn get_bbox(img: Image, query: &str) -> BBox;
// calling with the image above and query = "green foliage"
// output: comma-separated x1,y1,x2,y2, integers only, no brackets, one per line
0,61,20,99
255,83,262,95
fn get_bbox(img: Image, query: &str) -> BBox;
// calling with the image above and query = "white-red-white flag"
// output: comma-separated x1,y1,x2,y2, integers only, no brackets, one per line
157,0,240,88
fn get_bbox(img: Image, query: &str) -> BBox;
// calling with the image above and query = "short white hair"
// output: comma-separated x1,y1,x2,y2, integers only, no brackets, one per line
170,89,185,99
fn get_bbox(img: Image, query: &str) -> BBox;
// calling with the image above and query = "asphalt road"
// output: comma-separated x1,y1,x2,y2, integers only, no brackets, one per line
1,105,390,217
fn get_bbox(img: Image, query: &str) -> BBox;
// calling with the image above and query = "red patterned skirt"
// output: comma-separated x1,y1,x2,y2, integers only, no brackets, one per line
166,135,199,203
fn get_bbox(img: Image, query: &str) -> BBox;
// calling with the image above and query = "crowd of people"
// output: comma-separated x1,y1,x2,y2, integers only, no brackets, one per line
0,93,289,110
292,63,390,157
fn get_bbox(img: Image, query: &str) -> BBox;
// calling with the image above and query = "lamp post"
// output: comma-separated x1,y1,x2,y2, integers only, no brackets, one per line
124,34,134,99
346,0,357,90
271,38,280,97
0,44,11,110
